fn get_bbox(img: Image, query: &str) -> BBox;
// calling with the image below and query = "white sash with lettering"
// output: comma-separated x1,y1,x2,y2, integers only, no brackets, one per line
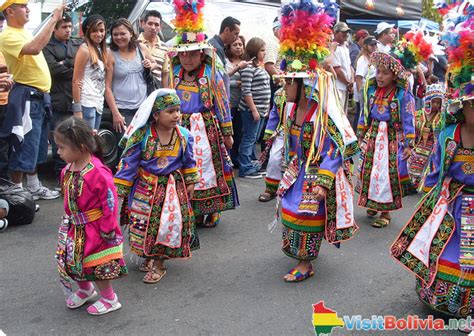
189,113,218,190
326,77,358,147
368,121,393,203
335,167,355,229
156,175,183,248
406,177,451,266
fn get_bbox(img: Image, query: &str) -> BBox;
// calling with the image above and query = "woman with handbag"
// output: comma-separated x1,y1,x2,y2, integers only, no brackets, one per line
105,18,157,134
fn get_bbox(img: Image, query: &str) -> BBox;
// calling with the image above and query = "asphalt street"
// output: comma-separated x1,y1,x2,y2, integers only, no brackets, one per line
0,170,463,335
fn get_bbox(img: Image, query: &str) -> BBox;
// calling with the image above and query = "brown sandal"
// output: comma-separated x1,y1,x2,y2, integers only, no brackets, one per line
372,216,391,228
138,259,153,272
143,267,167,284
367,209,378,217
258,192,276,202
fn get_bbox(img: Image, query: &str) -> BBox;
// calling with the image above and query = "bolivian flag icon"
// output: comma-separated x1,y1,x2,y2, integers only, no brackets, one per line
312,301,344,335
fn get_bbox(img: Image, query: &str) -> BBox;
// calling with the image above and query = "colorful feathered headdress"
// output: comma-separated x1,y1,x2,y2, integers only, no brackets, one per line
441,0,473,112
370,26,442,80
278,0,336,78
169,0,213,54
424,83,445,114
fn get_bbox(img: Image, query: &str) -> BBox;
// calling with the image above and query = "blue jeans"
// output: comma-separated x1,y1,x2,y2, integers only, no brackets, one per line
0,105,10,179
9,96,49,173
82,106,101,130
238,109,264,176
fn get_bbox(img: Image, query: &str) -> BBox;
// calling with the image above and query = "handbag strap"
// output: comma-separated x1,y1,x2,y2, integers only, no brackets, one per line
137,45,145,61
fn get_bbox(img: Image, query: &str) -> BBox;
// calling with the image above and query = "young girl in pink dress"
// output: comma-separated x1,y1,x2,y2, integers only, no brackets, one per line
54,117,127,315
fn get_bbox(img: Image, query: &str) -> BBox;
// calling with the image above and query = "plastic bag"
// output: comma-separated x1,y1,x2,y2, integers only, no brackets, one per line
0,178,36,226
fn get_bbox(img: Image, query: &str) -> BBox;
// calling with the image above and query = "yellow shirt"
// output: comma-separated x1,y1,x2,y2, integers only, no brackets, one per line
0,26,51,92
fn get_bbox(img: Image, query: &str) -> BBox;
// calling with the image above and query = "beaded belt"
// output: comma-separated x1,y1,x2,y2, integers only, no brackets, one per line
63,208,103,226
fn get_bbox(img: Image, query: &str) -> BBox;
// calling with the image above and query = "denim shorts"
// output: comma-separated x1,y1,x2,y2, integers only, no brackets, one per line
9,96,49,173
82,106,102,130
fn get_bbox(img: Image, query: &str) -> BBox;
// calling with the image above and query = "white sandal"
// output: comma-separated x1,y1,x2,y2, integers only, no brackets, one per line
66,288,98,309
87,296,122,315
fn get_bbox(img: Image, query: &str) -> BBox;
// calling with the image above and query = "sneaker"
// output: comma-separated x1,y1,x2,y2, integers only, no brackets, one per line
0,218,8,232
28,183,60,200
240,172,263,179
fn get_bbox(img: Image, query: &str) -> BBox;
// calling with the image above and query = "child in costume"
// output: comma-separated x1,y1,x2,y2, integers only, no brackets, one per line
115,89,199,284
408,83,445,189
357,27,440,228
258,89,286,201
54,117,127,316
391,1,474,326
274,0,359,282
168,0,238,228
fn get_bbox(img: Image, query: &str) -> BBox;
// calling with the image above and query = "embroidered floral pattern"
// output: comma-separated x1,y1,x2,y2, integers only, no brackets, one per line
94,261,122,280
358,119,404,211
416,277,474,318
128,171,198,259
391,179,462,286
180,111,236,216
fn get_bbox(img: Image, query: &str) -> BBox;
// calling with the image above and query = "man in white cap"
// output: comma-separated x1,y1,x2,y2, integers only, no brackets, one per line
332,21,353,114
375,21,395,53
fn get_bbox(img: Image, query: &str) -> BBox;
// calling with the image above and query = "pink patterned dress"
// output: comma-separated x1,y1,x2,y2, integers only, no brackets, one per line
56,156,128,286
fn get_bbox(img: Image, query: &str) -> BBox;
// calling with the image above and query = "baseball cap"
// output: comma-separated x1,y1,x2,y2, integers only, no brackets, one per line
363,36,377,46
355,29,369,41
375,22,395,35
0,0,28,12
334,22,352,33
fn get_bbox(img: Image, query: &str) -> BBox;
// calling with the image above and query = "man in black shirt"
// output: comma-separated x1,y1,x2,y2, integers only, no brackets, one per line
208,17,241,96
43,14,82,176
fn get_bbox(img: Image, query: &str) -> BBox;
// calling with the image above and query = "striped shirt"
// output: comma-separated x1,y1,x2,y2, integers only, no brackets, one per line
238,65,271,116
138,33,169,87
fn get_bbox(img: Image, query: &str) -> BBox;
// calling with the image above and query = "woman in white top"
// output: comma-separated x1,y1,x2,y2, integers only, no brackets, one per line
353,35,377,130
72,15,108,131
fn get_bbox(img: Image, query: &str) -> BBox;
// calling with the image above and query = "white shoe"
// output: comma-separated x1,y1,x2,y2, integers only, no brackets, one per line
66,288,98,309
87,295,122,315
28,183,60,200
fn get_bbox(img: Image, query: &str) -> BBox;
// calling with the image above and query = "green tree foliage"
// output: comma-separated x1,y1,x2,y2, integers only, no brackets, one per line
422,0,442,24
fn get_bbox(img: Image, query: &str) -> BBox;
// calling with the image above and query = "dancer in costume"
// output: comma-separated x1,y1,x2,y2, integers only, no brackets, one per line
54,117,127,315
168,0,238,228
391,1,474,326
115,89,199,284
357,26,440,228
258,88,302,202
274,0,359,282
408,83,445,190
258,88,285,201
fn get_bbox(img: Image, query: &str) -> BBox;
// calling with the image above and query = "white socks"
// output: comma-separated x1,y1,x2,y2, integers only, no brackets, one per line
27,173,40,191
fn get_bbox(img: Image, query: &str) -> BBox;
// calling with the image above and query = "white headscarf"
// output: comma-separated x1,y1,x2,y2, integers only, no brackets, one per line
121,88,179,142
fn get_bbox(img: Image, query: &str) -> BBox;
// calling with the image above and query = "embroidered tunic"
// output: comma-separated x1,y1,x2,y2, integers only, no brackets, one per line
279,100,358,260
407,109,442,189
115,125,200,259
172,63,239,216
357,85,416,212
391,124,474,317
56,156,127,283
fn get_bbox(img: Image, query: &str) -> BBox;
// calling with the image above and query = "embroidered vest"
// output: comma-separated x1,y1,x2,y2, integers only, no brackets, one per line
366,85,405,131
